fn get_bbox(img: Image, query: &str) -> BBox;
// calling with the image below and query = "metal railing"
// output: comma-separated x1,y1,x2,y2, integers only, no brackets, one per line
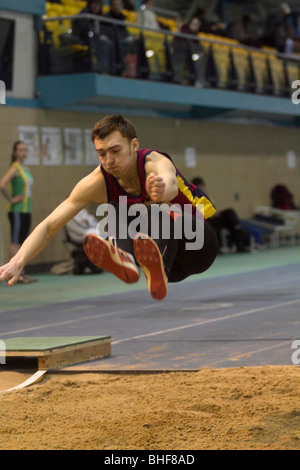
38,13,300,94
40,12,300,60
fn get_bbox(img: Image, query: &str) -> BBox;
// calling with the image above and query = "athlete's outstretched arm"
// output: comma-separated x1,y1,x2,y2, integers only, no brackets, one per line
0,168,106,286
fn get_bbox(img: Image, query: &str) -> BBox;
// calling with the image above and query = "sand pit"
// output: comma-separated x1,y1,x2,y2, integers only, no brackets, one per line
0,371,36,391
0,365,300,450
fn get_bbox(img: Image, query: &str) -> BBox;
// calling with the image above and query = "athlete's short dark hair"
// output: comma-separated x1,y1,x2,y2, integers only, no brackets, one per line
91,115,137,143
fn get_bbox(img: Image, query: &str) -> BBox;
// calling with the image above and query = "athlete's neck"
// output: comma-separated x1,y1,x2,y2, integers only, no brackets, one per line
117,158,141,195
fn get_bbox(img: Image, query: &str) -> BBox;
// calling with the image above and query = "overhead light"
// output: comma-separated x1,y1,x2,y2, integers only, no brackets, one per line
192,53,200,61
146,50,155,58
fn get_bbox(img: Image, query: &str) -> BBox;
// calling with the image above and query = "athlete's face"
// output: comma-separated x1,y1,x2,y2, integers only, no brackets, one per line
15,143,27,163
94,131,139,178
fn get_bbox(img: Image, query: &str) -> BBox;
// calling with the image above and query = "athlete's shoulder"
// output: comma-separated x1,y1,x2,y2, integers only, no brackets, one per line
10,163,21,175
2,164,20,183
75,166,107,204
144,149,172,163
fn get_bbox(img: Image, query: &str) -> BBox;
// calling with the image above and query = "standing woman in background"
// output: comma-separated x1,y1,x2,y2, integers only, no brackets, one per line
0,141,36,283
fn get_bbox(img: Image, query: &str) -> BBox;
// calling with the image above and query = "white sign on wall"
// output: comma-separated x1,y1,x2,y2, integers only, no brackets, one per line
184,147,196,168
18,126,40,165
64,128,83,166
85,129,99,166
41,127,63,166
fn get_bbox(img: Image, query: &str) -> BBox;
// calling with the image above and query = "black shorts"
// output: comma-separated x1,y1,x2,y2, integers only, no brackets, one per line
8,212,31,245
105,204,219,283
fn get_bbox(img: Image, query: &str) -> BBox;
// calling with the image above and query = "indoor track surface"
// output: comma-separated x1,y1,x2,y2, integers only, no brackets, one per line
1,246,299,371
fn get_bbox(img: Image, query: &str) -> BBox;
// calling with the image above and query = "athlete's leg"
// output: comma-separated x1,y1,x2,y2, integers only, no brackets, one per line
111,202,178,273
83,235,140,283
83,203,143,285
7,212,36,283
8,212,21,259
168,219,218,283
116,204,178,299
84,203,179,298
133,234,169,300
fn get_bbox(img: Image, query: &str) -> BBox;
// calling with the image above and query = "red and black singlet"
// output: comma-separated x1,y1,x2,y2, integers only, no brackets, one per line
101,149,216,220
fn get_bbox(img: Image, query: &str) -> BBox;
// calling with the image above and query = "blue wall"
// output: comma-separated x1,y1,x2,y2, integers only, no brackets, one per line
0,0,45,15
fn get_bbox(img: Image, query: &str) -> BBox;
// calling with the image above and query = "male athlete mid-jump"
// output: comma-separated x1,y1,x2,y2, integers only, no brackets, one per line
0,115,218,300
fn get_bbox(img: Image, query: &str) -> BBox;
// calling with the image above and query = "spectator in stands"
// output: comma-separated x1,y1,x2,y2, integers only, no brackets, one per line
102,0,136,74
261,2,292,52
226,14,257,46
172,13,203,85
194,8,226,36
123,0,135,11
81,0,104,16
103,0,132,41
282,8,300,53
72,0,114,74
181,15,202,36
136,0,161,31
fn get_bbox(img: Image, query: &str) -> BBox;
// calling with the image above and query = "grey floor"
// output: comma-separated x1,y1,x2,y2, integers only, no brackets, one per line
1,246,299,371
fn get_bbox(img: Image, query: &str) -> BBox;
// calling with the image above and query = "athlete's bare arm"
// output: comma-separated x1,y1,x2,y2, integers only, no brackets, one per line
0,167,107,285
144,152,178,202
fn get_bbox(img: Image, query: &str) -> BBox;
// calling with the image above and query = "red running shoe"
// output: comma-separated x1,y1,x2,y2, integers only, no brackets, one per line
133,234,168,300
83,234,139,284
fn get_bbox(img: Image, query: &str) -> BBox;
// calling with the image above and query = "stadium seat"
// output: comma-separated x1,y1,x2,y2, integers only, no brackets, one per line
171,36,198,86
141,30,170,81
123,10,137,24
41,2,93,74
206,41,231,89
135,32,150,79
157,17,178,33
249,50,271,94
268,54,287,96
60,0,86,8
134,31,174,82
285,60,300,94
261,46,286,96
230,46,250,91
